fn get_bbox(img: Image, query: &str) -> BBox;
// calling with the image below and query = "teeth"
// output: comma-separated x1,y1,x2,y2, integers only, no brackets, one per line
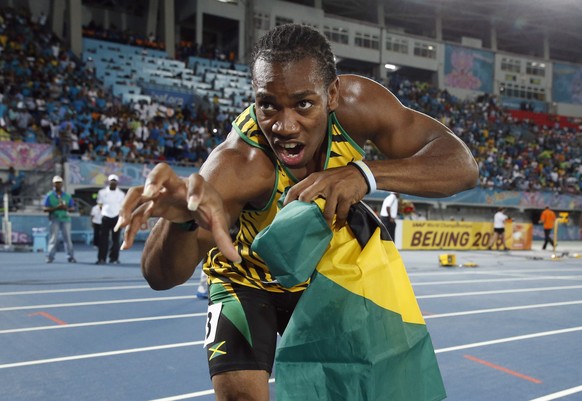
281,143,298,149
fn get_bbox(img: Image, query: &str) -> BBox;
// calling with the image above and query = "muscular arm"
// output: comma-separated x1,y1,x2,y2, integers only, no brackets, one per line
136,133,275,290
337,75,478,197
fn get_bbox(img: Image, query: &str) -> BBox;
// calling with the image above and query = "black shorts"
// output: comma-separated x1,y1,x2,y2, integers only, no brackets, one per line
494,228,505,234
203,283,303,377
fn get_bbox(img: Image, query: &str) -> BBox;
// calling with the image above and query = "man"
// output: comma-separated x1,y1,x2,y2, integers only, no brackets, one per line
380,191,399,241
43,175,76,263
488,207,509,250
539,206,556,250
117,24,478,400
96,174,125,264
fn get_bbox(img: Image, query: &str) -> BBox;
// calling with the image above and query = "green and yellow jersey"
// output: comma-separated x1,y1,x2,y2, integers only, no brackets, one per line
203,105,365,292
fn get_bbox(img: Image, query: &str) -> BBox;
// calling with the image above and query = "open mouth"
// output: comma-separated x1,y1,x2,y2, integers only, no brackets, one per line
275,142,305,167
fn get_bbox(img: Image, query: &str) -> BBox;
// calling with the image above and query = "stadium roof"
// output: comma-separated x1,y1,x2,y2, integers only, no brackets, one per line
318,0,582,64
84,0,582,64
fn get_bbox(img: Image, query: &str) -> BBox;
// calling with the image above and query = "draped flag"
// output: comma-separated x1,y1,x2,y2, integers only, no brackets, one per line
253,200,446,401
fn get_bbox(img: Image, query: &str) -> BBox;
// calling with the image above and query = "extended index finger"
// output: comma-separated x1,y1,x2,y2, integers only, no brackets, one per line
210,211,241,263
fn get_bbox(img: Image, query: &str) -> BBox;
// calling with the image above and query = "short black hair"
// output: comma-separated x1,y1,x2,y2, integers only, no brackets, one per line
250,24,337,88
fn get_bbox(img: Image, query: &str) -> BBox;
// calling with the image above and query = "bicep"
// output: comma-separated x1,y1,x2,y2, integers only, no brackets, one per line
370,101,450,159
339,78,449,159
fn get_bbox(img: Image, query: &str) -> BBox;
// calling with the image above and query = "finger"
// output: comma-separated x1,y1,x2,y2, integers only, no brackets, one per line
282,179,310,206
333,198,352,230
210,212,241,263
116,185,144,232
142,163,170,197
141,200,156,224
294,178,327,205
120,220,136,250
187,174,205,211
120,217,140,250
121,202,152,250
143,163,183,198
285,181,327,208
322,196,337,228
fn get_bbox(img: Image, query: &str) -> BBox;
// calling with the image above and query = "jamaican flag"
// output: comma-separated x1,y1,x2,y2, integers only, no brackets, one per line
252,201,446,401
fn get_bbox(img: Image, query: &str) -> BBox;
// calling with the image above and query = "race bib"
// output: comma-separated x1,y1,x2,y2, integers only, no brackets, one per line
203,302,223,347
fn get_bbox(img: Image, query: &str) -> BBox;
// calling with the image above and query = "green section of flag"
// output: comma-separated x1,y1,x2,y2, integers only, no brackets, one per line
276,270,446,401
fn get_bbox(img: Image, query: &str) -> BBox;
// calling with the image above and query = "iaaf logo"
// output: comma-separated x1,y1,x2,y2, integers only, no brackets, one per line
151,93,185,107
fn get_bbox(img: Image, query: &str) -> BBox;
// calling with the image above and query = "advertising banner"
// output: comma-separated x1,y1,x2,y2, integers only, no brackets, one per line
552,62,582,104
444,44,494,93
401,220,533,250
0,142,54,170
67,159,197,188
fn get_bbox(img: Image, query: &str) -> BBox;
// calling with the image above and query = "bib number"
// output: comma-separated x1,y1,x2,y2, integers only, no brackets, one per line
203,302,223,347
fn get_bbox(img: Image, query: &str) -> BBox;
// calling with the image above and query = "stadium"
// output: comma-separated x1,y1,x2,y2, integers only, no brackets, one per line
1,0,582,400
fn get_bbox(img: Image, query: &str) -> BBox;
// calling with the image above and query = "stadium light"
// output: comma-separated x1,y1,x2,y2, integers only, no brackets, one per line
384,63,398,71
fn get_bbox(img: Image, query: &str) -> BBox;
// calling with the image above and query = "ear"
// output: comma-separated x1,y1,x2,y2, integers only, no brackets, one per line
327,78,340,112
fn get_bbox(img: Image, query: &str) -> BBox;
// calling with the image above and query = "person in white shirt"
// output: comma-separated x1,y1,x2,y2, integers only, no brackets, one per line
488,207,510,251
96,174,125,264
90,201,102,248
380,192,399,241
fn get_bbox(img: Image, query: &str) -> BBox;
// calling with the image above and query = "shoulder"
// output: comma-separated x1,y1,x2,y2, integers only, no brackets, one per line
335,75,404,143
201,132,275,208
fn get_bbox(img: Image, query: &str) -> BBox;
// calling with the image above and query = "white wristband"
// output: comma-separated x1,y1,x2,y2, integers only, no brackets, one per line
350,160,377,194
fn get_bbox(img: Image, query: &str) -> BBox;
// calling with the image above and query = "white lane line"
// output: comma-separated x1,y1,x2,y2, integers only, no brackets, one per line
529,385,582,401
148,379,276,401
417,285,582,299
1,277,577,299
0,283,196,296
3,290,576,334
424,300,582,319
0,341,204,369
2,324,581,375
436,326,582,354
408,268,582,277
150,388,215,400
150,327,582,400
0,295,198,312
413,277,578,286
0,313,206,334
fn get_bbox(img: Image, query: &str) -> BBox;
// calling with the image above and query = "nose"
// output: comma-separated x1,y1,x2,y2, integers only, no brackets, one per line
271,109,300,137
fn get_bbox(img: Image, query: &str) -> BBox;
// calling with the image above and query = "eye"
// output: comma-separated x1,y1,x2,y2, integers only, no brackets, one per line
297,100,313,110
258,101,276,112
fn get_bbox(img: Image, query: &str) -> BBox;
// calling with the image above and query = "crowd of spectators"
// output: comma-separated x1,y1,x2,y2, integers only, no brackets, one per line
0,6,237,168
380,77,582,194
1,6,581,196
